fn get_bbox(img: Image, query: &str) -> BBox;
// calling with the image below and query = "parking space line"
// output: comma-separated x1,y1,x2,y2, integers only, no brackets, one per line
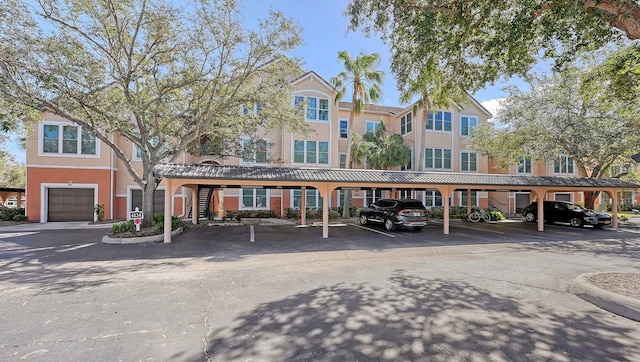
349,223,397,238
250,225,255,242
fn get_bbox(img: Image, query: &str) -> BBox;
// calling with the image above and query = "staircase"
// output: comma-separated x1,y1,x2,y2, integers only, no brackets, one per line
188,186,214,219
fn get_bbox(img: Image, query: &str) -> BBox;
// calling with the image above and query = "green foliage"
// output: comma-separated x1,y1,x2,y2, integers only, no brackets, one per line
284,208,343,220
94,204,105,222
347,0,633,95
226,210,276,221
426,206,504,221
110,220,135,235
352,121,411,170
0,0,305,225
470,64,640,190
0,207,26,221
487,210,505,221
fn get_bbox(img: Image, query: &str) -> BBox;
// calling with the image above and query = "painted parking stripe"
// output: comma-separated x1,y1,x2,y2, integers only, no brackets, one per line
250,225,255,242
349,223,396,238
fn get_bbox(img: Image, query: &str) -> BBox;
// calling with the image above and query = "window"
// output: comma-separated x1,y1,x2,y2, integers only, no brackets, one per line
242,188,268,209
426,111,452,132
243,103,263,116
400,147,413,171
398,189,412,199
517,156,532,174
295,95,329,121
365,120,381,134
339,120,348,139
292,189,323,209
42,122,97,156
400,113,412,135
425,148,452,169
339,153,347,168
241,138,268,164
133,138,161,162
365,189,382,206
554,155,574,174
459,191,477,207
461,151,477,172
293,140,329,164
460,116,477,136
425,190,443,207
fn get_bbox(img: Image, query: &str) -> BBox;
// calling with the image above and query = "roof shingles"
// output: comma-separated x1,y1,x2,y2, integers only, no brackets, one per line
153,163,638,189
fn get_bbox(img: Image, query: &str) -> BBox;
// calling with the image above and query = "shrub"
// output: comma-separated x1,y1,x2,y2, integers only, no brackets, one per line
12,214,28,222
94,204,105,222
487,210,505,221
109,214,184,237
427,207,444,219
110,220,135,234
0,208,25,221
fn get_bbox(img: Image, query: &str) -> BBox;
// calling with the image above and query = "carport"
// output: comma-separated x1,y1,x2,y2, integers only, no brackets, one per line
154,163,638,243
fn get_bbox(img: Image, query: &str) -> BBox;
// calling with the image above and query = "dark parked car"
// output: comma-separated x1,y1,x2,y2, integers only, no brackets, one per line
359,198,429,231
522,201,611,228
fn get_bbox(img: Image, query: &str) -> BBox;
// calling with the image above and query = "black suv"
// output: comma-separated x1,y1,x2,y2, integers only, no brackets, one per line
359,198,429,231
522,201,611,228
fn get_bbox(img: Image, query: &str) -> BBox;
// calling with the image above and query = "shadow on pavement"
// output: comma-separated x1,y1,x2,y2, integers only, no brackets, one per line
193,271,638,361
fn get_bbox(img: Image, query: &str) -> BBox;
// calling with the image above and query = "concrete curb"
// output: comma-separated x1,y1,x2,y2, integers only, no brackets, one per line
102,228,183,245
568,272,640,322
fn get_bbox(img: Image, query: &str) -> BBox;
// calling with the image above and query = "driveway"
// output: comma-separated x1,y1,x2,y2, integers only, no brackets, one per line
1,221,639,361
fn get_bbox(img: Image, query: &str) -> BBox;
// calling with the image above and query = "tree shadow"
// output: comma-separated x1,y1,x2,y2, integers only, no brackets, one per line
201,271,639,361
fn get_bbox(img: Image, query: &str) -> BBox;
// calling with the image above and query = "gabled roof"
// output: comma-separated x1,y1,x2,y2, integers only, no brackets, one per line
154,164,638,189
291,71,335,91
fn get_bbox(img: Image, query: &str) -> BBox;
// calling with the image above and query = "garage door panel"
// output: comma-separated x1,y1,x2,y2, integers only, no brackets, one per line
48,188,94,222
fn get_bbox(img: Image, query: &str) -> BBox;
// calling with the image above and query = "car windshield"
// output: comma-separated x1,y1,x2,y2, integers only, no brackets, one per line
402,201,425,209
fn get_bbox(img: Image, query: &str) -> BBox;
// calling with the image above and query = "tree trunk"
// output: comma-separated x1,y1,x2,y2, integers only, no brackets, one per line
584,191,599,210
141,177,157,228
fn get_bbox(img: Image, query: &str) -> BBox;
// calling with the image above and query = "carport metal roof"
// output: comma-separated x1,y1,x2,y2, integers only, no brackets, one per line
154,163,638,243
154,163,637,189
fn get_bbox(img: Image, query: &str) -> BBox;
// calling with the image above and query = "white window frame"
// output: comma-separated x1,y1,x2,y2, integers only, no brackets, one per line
365,120,382,134
400,147,413,171
400,112,412,136
339,119,349,139
517,156,532,174
426,110,453,132
338,153,347,168
553,155,575,174
460,150,478,172
295,95,330,122
39,121,100,158
240,137,269,165
293,139,330,165
460,115,478,137
241,188,269,210
424,148,452,170
398,189,413,199
291,189,323,209
459,191,478,207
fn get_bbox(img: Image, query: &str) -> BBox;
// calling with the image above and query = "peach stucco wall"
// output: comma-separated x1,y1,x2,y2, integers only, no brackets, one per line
27,167,111,222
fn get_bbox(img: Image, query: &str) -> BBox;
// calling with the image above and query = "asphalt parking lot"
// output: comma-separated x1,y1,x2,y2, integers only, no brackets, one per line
1,220,640,361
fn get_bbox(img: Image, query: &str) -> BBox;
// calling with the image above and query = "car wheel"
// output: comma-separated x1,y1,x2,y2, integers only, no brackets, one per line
570,217,584,228
384,218,396,231
359,214,369,226
413,226,424,232
524,212,536,222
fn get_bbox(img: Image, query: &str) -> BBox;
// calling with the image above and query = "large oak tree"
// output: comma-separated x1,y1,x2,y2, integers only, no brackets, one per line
0,0,305,226
347,0,639,94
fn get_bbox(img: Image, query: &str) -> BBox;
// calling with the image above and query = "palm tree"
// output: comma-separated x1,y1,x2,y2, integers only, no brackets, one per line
353,121,411,171
331,51,384,217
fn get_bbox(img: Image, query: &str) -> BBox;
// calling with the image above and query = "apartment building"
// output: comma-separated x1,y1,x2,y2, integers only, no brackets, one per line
30,69,611,222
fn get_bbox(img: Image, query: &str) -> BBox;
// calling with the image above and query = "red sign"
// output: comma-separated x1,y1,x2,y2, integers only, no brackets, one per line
134,218,141,225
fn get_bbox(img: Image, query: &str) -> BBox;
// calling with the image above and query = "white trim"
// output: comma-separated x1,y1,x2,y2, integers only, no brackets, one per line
291,71,335,90
240,188,270,210
239,137,270,165
425,109,454,133
459,114,478,137
26,164,112,170
365,120,381,134
132,144,142,162
290,189,322,209
339,119,349,139
126,185,167,218
292,139,331,166
40,183,99,223
293,92,331,123
459,150,478,172
38,121,101,158
400,112,413,136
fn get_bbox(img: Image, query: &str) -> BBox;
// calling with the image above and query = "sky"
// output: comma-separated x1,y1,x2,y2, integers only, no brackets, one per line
6,0,524,164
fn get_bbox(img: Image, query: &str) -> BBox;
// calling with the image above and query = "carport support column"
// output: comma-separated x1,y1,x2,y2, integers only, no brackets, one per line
317,184,334,239
191,187,198,225
611,189,619,229
532,188,547,232
301,187,306,225
164,179,173,243
466,189,472,215
438,186,451,235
